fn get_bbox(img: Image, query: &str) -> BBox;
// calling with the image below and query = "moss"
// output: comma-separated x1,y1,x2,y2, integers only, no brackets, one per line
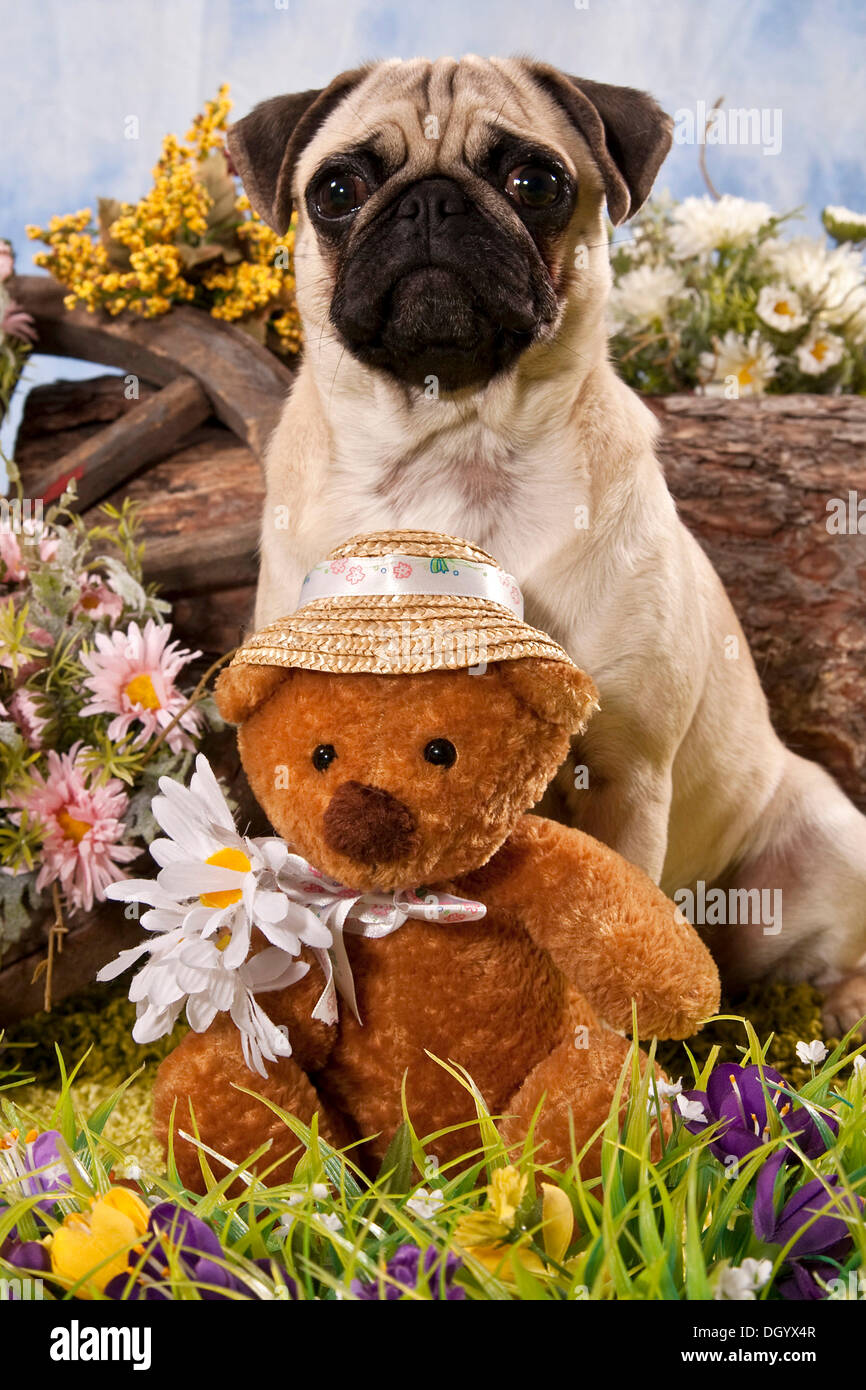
657,981,840,1088
2,980,187,1084
2,981,187,1170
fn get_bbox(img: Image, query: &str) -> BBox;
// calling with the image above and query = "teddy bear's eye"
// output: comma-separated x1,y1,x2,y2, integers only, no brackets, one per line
312,743,337,771
424,738,457,767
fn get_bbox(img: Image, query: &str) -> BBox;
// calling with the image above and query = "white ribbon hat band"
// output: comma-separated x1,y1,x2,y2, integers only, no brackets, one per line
298,551,525,622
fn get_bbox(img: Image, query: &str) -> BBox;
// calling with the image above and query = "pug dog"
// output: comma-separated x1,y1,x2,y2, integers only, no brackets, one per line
228,56,866,1033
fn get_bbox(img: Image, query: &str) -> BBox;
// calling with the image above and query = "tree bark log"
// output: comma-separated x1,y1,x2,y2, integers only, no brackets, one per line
650,393,866,811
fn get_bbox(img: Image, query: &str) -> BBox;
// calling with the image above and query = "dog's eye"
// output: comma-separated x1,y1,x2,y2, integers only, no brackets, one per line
504,164,561,209
312,743,338,771
314,172,371,219
423,738,457,768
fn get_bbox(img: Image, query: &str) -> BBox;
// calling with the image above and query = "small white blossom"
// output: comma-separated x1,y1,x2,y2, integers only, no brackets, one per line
700,330,778,397
795,329,845,376
677,1096,707,1124
755,284,807,332
714,1258,774,1301
317,1212,343,1234
670,195,774,259
853,1055,866,1075
406,1187,446,1220
112,1156,143,1182
609,263,685,327
796,1039,829,1065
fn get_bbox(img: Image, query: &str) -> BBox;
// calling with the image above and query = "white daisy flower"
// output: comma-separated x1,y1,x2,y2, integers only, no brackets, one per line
135,755,332,967
699,330,778,396
760,237,866,342
406,1187,446,1220
795,1038,829,1065
714,1257,773,1301
100,755,329,1075
609,263,685,327
756,284,808,332
669,195,774,260
795,328,846,375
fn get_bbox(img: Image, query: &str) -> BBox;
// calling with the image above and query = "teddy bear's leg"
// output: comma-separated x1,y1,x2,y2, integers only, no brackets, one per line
153,1015,355,1194
500,1028,671,1177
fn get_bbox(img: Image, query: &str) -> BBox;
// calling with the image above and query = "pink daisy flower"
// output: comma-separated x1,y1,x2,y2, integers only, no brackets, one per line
79,619,202,753
0,523,59,584
9,688,51,749
0,531,26,583
74,572,124,622
12,743,137,912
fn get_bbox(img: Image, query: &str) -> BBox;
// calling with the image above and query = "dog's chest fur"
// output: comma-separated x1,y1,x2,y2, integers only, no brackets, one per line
316,383,593,583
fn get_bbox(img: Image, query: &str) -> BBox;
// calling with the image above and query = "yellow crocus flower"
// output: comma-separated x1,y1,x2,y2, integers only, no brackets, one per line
49,1187,150,1296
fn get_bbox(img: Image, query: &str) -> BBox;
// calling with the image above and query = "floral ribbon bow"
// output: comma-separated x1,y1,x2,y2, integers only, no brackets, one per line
274,854,486,1027
99,756,485,1076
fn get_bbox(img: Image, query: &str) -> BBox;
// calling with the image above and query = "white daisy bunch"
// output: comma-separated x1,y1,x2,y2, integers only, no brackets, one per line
100,755,487,1075
100,756,333,1076
609,192,866,395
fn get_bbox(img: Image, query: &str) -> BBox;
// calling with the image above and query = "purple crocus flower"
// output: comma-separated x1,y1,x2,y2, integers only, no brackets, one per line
104,1201,283,1301
352,1244,466,1300
0,1128,70,1225
680,1064,837,1163
0,1237,51,1298
753,1158,862,1300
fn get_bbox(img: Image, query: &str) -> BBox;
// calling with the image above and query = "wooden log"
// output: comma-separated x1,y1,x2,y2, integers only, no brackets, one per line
652,393,866,811
16,374,159,459
27,375,211,509
83,425,265,597
168,583,256,653
0,908,145,1026
12,275,294,459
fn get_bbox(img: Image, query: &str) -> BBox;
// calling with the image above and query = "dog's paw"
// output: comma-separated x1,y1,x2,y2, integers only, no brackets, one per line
821,972,866,1039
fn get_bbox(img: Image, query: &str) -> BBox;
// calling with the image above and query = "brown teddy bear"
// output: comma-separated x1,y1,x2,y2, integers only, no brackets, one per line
152,531,719,1190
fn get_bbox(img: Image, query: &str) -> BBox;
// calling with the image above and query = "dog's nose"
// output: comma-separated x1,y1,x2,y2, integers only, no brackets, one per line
395,178,468,230
323,781,417,863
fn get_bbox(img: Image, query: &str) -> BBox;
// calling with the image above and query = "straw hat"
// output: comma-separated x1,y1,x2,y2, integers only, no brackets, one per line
231,530,579,676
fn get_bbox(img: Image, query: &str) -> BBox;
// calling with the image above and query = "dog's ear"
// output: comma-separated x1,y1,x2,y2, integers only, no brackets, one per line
227,66,370,234
526,64,672,225
499,658,599,734
215,663,292,724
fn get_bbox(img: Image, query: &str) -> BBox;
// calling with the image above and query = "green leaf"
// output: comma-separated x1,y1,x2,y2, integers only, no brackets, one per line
374,1122,414,1195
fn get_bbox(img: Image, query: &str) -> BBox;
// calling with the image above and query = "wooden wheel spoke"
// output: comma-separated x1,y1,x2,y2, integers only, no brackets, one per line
30,374,211,511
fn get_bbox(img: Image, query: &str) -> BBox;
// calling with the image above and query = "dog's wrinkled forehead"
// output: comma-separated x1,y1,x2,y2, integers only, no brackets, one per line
298,56,579,188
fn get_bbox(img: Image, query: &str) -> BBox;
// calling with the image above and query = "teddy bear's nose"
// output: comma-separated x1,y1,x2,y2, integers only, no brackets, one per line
323,781,418,863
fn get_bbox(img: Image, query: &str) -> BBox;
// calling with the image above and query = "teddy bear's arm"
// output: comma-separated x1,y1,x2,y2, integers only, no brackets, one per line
514,816,720,1039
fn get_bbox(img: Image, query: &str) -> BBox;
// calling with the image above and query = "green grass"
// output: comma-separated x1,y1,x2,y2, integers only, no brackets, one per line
1,1015,865,1302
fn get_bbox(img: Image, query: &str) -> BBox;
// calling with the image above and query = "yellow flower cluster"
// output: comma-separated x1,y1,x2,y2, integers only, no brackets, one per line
185,83,234,158
25,84,302,350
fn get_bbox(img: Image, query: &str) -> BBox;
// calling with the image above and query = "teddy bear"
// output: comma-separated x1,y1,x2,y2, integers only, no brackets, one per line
150,530,720,1191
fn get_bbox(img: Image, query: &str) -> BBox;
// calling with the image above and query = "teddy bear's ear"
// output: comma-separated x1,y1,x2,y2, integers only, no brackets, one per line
499,659,599,733
215,664,292,724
